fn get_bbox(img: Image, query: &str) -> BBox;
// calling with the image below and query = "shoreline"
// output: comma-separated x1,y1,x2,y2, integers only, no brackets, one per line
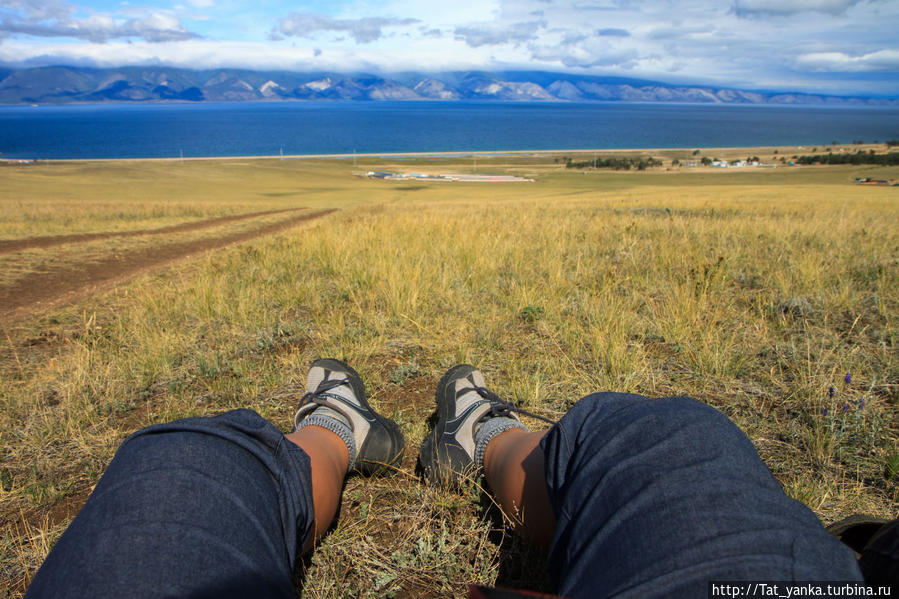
3,143,887,164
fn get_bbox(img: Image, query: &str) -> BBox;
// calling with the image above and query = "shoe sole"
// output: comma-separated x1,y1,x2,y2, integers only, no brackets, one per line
311,358,405,476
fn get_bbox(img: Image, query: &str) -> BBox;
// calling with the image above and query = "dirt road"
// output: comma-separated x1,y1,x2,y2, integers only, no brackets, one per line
0,208,308,255
0,208,336,324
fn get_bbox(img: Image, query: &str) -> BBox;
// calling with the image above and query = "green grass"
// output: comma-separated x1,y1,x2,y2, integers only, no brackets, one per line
0,155,897,597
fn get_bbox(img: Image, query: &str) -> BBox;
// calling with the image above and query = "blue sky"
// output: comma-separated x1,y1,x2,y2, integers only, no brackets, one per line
1,0,897,96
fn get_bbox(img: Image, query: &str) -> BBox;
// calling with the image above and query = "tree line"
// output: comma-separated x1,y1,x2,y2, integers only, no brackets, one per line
795,151,899,166
564,156,663,170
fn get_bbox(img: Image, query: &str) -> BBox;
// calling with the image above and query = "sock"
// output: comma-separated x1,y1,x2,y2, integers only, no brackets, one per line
454,377,528,470
295,404,358,472
474,416,528,470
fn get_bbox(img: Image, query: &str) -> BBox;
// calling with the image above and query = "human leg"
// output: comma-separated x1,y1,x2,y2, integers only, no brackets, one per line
27,358,404,599
420,367,863,598
285,426,348,549
26,409,316,599
482,429,554,550
539,392,863,598
418,364,555,547
288,357,404,547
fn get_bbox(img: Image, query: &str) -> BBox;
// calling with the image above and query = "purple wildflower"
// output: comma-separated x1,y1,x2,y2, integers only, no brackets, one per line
844,372,852,385
821,407,829,416
828,386,835,398
858,397,866,410
843,403,850,413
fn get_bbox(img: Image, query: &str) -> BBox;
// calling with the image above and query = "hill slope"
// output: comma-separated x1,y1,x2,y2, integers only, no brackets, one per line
0,66,895,106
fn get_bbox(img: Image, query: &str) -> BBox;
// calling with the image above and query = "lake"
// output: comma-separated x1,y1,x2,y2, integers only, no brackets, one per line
1,101,898,160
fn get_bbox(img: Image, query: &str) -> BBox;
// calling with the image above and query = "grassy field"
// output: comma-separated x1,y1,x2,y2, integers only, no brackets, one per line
1,152,897,597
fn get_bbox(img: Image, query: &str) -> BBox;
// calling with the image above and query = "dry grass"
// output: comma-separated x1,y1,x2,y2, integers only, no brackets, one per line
0,159,377,239
0,154,897,597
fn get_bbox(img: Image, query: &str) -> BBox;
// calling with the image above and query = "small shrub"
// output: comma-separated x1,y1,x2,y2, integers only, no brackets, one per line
389,363,419,384
519,305,544,322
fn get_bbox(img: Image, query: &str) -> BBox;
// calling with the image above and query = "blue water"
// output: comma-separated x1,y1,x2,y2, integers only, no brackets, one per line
1,101,898,160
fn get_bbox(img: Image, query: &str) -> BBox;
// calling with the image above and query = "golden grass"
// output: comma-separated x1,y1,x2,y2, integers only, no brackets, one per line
0,155,897,597
0,159,377,238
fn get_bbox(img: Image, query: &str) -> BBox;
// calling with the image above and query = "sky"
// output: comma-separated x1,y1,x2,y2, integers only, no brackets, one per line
0,0,897,96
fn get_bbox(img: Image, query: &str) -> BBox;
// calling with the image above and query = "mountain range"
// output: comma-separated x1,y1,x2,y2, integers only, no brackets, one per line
1,66,896,107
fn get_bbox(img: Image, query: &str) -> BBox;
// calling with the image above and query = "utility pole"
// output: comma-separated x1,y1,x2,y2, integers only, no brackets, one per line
280,147,283,160
180,149,183,165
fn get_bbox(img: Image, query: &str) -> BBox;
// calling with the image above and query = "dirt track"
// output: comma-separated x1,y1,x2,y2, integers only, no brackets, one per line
0,208,336,324
0,207,304,255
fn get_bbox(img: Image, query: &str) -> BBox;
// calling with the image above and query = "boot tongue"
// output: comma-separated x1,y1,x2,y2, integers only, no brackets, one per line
307,370,355,402
453,371,488,417
305,369,356,427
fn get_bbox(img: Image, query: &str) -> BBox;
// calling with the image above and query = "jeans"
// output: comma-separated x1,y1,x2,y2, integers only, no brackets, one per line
26,409,313,598
26,394,862,598
541,393,861,598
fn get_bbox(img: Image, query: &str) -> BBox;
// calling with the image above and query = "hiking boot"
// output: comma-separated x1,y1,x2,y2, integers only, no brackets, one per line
294,358,405,475
418,364,529,487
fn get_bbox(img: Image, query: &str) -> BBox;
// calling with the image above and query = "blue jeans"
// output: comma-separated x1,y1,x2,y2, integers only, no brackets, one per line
541,393,861,597
26,394,861,598
27,409,314,598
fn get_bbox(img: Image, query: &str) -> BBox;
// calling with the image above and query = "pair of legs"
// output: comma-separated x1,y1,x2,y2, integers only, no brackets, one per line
288,422,551,551
26,363,862,598
289,362,553,552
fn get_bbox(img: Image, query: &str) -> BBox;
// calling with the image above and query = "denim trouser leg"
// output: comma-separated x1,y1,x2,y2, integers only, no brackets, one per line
540,393,862,598
26,409,314,599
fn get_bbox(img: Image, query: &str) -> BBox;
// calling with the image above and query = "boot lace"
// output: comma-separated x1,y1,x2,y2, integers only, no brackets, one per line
463,385,557,426
297,378,355,431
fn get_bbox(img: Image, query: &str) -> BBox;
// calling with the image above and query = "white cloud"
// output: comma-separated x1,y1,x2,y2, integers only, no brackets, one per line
0,37,499,72
271,13,419,44
797,49,899,71
1,0,71,21
0,0,200,42
453,20,545,47
0,13,199,42
528,29,639,68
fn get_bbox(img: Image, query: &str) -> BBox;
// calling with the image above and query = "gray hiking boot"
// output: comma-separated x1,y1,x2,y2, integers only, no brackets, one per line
418,364,530,487
294,358,405,475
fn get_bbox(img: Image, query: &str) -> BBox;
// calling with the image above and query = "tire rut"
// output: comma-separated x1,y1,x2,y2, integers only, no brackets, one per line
0,207,306,255
0,208,337,324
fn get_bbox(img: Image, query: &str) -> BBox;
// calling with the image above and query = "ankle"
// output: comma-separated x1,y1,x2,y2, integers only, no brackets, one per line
475,417,528,470
286,426,351,473
482,427,530,473
294,413,357,471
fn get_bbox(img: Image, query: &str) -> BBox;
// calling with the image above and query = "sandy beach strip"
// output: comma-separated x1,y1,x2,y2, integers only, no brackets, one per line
3,144,868,164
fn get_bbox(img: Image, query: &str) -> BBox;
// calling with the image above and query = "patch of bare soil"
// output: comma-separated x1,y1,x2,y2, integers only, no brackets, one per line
0,207,306,255
11,486,94,532
0,208,337,325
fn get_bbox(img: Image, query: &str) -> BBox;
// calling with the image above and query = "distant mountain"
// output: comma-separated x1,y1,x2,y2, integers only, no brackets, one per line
0,66,895,106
